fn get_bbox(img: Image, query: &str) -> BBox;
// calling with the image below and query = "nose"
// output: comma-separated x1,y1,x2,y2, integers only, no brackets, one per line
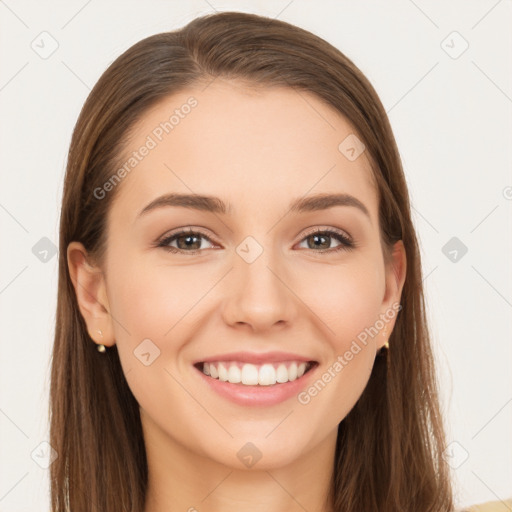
221,248,298,332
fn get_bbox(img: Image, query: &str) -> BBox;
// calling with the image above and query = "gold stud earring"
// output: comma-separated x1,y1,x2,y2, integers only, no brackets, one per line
97,329,106,353
382,325,389,350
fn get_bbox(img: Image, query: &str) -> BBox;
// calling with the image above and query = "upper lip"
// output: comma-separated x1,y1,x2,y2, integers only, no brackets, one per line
193,351,317,365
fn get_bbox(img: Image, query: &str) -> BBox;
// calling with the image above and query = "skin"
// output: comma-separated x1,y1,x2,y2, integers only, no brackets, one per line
67,78,406,512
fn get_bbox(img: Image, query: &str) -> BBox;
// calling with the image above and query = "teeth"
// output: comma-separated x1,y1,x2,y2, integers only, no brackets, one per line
218,363,229,382
242,363,259,385
258,364,275,386
209,363,218,379
228,364,242,383
200,360,312,386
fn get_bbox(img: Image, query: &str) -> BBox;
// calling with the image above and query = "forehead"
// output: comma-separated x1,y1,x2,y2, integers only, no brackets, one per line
110,79,378,224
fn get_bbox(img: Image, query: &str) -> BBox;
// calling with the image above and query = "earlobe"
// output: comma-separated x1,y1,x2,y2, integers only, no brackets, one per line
67,241,115,347
378,240,407,350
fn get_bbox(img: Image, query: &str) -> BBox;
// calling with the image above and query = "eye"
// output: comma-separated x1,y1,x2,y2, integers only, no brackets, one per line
296,227,354,253
156,226,355,255
157,228,216,254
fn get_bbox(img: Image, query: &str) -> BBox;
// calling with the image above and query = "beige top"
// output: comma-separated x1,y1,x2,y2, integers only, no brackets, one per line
463,499,512,511
49,498,512,511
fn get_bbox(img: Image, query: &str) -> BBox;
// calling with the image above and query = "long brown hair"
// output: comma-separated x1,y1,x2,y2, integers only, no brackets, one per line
50,11,453,511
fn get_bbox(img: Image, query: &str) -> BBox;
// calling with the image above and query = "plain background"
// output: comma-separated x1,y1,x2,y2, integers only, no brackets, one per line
0,1,510,510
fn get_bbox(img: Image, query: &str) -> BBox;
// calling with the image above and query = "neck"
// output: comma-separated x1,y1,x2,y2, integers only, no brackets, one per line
141,411,336,512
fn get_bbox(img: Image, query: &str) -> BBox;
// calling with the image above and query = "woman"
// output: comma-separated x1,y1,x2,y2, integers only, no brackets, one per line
49,10,471,512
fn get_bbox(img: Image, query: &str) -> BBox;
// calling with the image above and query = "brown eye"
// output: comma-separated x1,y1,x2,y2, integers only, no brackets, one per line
298,228,354,253
156,227,354,255
158,229,214,253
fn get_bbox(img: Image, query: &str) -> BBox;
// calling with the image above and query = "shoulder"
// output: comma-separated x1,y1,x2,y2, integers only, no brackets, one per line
462,499,512,512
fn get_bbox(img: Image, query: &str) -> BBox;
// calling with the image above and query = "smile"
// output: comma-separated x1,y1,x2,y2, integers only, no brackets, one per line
193,353,320,406
196,360,316,386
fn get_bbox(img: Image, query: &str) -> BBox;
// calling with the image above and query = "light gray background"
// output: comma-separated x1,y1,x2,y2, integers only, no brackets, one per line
0,1,511,510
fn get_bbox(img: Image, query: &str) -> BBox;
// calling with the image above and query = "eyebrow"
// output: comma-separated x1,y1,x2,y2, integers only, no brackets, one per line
137,192,370,219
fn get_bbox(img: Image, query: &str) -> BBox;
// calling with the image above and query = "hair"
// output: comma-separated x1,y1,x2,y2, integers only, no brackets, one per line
49,10,454,512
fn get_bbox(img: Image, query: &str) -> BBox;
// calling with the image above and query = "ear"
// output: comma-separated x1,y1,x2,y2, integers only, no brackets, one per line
67,241,116,347
377,240,407,350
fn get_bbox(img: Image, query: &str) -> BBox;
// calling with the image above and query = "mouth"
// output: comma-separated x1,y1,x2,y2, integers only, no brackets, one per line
193,360,319,387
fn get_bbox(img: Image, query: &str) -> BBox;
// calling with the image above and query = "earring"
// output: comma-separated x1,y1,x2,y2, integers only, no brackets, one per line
97,329,106,353
382,325,389,350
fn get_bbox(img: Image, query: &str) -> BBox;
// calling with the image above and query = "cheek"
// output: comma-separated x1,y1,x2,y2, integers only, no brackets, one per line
106,255,200,339
104,259,199,414
105,256,216,382
296,257,385,345
295,264,384,418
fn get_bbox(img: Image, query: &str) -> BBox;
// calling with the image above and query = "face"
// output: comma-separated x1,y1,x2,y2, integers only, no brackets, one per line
68,79,406,471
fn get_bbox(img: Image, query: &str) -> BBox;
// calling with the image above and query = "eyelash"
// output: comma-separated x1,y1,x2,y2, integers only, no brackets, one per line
156,227,355,255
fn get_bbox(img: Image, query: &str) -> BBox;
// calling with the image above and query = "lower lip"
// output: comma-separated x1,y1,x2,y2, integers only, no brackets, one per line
194,363,318,406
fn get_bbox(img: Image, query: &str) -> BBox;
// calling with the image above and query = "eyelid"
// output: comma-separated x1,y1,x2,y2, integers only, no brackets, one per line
300,225,353,243
156,225,355,253
157,226,218,246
